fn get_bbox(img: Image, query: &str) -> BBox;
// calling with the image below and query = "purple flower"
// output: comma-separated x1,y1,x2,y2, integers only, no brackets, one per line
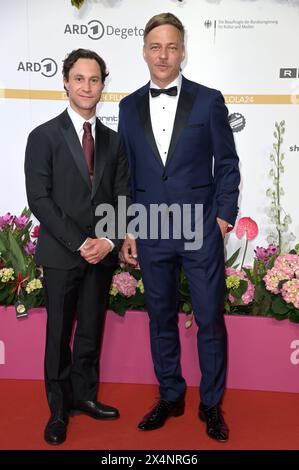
0,213,14,230
24,241,36,256
255,244,279,263
14,215,29,230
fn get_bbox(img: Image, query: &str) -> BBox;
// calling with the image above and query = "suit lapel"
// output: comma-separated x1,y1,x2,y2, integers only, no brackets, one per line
165,79,197,167
59,110,91,191
91,118,109,199
137,87,164,168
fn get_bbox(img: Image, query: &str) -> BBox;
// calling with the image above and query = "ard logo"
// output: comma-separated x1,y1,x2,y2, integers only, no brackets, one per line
0,340,5,365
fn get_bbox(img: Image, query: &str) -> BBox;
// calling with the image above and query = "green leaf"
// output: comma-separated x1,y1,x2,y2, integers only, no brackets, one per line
71,0,85,9
288,309,299,323
225,248,240,267
233,279,247,298
6,231,26,274
271,296,290,315
0,233,8,254
182,302,192,313
243,267,255,284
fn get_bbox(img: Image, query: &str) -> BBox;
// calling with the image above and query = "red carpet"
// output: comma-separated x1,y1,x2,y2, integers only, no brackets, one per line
0,380,299,450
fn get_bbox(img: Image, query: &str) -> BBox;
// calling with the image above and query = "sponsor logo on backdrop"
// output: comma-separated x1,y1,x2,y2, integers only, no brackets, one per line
280,68,298,78
17,58,58,77
290,340,299,365
0,340,5,365
204,20,213,29
290,144,299,152
99,115,118,127
228,113,246,133
204,18,279,44
64,20,144,40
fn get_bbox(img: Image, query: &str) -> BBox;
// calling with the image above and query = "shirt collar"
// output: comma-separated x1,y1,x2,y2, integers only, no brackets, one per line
150,73,182,92
67,105,96,134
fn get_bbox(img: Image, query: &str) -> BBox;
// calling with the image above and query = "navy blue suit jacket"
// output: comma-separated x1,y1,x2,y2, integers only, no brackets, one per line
119,76,240,244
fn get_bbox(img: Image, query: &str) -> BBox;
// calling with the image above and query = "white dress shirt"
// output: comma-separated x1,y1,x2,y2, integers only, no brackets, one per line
149,74,182,165
67,105,96,143
67,106,114,252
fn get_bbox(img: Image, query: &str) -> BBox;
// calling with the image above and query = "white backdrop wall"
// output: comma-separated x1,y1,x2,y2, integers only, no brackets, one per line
1,0,299,262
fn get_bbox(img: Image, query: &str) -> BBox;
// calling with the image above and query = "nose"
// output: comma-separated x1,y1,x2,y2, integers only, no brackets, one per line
82,79,92,92
159,47,168,60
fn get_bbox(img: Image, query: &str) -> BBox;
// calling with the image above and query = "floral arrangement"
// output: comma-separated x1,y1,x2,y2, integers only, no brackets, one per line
109,268,145,315
266,121,295,251
0,209,43,314
1,209,298,323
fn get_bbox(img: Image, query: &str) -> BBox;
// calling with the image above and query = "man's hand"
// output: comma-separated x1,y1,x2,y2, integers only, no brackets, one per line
120,234,138,267
80,238,111,264
216,217,229,238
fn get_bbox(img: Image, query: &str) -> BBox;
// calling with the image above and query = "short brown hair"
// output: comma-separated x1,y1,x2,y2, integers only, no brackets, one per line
62,48,109,84
143,12,185,42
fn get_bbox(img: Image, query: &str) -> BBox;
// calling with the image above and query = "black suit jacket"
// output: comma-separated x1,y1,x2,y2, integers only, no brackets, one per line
25,109,131,269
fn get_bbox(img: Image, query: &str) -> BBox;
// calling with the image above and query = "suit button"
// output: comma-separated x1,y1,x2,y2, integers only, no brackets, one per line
87,225,92,231
162,176,168,181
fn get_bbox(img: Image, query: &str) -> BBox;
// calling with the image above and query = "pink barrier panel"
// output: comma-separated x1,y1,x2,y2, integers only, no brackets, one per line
0,307,299,392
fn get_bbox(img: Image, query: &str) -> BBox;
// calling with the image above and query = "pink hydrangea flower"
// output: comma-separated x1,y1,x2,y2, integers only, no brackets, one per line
281,279,299,309
112,272,137,297
225,267,255,304
263,254,299,294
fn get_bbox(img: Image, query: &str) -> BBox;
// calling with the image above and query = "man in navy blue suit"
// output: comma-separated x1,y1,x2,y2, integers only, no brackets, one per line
119,13,240,442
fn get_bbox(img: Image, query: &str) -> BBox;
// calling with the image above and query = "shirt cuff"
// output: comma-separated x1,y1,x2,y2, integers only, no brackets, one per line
78,238,89,250
99,237,115,252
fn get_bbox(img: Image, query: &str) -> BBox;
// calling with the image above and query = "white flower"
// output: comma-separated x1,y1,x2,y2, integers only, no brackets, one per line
25,278,42,294
0,268,15,282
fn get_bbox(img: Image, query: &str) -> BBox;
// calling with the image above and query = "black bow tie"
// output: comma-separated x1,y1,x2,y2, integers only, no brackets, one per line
150,86,178,98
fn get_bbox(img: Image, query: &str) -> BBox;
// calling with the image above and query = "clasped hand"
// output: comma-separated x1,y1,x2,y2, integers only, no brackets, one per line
80,238,111,264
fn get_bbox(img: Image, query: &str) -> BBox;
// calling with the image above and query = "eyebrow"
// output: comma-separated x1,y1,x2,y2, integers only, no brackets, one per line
73,74,100,79
149,42,179,46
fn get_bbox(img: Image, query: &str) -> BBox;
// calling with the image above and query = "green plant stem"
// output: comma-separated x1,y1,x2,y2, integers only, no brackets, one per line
240,238,248,270
276,126,281,251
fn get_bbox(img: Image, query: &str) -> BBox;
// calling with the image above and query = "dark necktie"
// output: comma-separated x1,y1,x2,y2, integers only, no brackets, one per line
149,86,178,98
82,121,94,178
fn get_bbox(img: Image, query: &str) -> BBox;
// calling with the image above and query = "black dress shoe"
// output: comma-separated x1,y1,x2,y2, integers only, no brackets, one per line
72,400,119,420
199,403,229,442
44,415,68,445
138,399,185,431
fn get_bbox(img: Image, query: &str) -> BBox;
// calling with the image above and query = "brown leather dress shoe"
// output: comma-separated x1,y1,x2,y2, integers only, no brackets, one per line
72,400,119,420
138,399,185,431
44,415,68,445
199,403,229,442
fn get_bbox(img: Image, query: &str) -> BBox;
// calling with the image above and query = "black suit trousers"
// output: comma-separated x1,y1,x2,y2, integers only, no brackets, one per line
43,259,114,417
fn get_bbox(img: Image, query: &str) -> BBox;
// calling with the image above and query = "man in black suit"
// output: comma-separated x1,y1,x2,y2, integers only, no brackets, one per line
25,49,130,445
